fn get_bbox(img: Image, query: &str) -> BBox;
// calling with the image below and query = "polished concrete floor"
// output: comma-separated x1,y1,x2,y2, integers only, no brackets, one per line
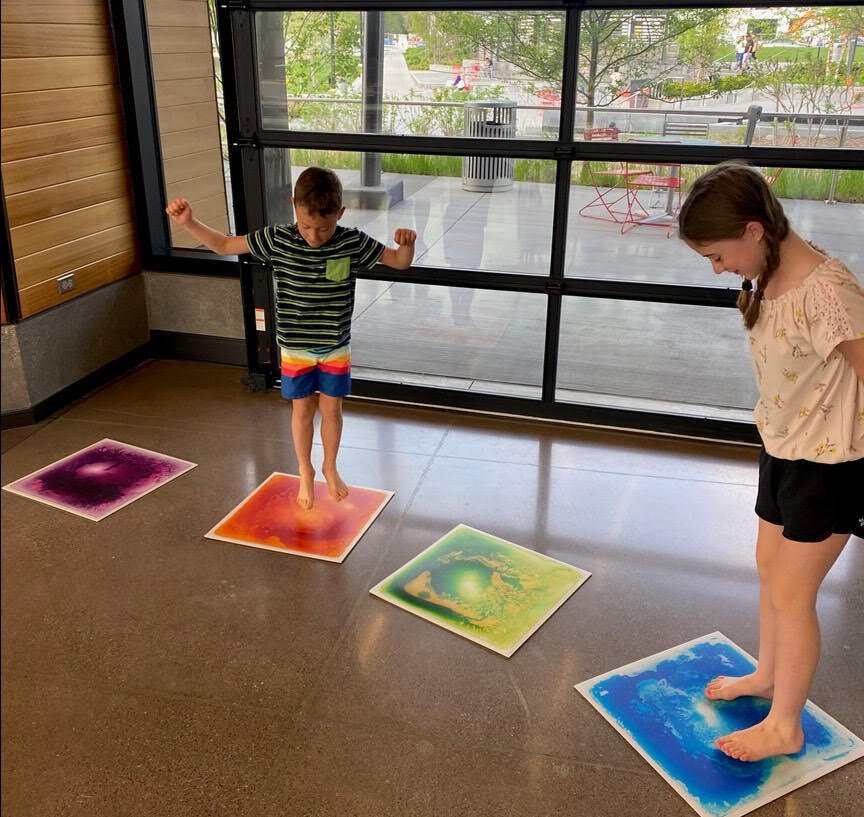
2,360,862,817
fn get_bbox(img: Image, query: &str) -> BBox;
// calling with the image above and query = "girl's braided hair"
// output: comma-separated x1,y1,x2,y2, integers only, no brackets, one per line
678,161,789,329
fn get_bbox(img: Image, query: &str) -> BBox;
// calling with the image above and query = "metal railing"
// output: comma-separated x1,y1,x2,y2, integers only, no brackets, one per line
275,96,863,144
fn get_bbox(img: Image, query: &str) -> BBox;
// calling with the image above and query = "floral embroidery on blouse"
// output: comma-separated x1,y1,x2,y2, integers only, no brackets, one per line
814,438,837,457
749,255,863,463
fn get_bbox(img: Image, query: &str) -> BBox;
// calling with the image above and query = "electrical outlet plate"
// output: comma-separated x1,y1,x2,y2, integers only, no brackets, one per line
57,273,75,294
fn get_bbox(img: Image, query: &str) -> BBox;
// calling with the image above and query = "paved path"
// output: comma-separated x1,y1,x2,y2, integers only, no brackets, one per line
299,167,862,416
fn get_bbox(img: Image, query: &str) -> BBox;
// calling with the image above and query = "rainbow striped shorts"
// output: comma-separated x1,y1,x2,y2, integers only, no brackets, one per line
280,344,351,399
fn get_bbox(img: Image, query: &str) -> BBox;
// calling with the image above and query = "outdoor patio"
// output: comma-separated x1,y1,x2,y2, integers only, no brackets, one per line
317,169,863,420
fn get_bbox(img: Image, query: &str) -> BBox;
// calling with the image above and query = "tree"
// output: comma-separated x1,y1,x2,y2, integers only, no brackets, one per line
577,9,727,125
810,5,863,71
756,55,846,112
748,6,863,128
406,11,473,66
425,10,726,128
280,12,362,95
675,14,730,81
383,12,410,35
426,11,565,83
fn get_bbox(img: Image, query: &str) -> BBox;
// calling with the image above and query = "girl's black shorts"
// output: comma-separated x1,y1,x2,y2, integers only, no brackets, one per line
756,449,864,543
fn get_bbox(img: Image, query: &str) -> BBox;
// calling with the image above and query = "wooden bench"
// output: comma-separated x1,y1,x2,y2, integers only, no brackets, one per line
662,120,711,138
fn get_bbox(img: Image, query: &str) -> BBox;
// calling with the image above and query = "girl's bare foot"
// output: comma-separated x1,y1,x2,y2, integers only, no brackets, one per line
322,467,349,501
715,720,804,762
297,470,315,510
704,674,773,701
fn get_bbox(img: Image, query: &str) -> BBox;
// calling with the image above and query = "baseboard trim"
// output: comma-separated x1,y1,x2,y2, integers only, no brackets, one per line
150,330,247,366
2,332,246,430
1,342,154,430
1,407,37,429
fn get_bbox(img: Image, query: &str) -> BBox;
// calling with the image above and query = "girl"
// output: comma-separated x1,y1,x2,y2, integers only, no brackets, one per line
678,161,864,762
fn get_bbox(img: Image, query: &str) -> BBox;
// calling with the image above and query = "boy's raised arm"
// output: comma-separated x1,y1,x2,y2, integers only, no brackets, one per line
378,228,416,270
165,197,250,256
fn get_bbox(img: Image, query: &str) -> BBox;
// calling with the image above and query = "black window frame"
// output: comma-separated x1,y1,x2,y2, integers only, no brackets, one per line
107,0,864,443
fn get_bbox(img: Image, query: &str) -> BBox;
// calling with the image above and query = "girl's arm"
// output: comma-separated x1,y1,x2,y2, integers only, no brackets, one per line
838,338,864,381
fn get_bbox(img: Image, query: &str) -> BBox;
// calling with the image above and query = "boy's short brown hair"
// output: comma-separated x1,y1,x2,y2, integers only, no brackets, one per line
293,167,343,216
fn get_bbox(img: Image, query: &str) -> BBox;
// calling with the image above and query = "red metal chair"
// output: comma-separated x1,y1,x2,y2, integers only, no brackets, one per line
578,128,647,224
620,162,684,236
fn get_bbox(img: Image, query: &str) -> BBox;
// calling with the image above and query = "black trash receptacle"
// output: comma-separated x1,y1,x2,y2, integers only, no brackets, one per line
462,100,516,192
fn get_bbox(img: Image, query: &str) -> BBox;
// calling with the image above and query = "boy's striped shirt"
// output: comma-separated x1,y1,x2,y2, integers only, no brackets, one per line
247,224,384,350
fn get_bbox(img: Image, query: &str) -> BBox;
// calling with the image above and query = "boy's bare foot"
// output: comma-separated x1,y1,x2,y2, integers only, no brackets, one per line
715,720,804,762
297,470,315,510
704,674,773,701
322,467,349,501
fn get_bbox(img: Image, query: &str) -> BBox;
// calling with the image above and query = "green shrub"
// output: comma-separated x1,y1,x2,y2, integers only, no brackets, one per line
771,168,864,203
660,73,753,101
282,154,864,204
404,46,431,70
382,154,461,177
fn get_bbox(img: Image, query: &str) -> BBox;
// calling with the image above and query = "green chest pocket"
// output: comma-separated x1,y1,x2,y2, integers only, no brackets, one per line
325,257,351,282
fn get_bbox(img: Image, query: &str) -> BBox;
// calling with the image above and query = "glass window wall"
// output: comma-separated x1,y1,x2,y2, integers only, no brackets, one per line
124,2,864,440
145,0,232,249
574,5,863,152
255,10,564,140
353,283,545,399
567,162,864,285
556,298,758,422
262,149,556,276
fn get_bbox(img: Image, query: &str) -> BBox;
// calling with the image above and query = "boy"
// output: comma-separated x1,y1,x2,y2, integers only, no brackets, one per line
166,167,416,509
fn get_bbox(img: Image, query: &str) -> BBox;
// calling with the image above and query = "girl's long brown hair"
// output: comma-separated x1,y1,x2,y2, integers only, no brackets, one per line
678,161,789,329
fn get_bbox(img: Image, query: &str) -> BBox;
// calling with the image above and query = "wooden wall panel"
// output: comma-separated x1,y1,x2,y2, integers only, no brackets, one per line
1,0,229,323
1,56,115,93
2,1,104,25
154,78,219,109
156,102,223,134
164,172,226,208
18,250,138,316
148,28,211,55
3,115,125,162
163,150,225,185
3,143,126,195
10,198,134,258
6,171,131,228
146,0,230,242
1,0,140,320
151,52,214,82
15,224,137,288
1,85,121,128
147,0,209,29
2,24,114,58
160,125,221,160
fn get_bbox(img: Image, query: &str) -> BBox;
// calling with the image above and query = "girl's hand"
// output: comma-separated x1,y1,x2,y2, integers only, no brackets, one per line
394,228,416,247
165,197,193,225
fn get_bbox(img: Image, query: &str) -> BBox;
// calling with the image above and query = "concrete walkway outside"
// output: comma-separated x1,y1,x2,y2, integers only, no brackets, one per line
327,170,862,419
